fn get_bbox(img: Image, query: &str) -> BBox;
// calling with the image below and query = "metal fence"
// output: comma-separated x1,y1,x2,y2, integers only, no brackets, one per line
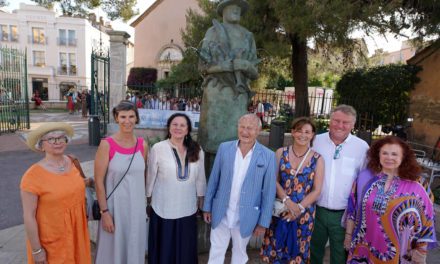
0,46,29,134
124,85,395,140
91,51,110,137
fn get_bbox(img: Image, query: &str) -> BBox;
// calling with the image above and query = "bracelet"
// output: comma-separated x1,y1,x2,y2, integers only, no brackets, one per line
297,203,305,213
31,248,43,255
345,233,352,236
282,196,289,204
100,208,109,214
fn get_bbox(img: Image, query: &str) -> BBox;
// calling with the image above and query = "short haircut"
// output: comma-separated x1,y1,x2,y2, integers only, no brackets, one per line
238,114,262,128
112,100,139,124
331,104,357,122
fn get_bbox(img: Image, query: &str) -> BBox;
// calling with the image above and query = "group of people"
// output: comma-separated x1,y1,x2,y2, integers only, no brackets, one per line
128,92,201,112
20,100,436,264
65,88,91,117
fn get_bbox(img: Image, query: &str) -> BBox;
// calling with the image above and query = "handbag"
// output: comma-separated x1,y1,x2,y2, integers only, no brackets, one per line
93,139,139,220
272,148,312,217
68,154,94,220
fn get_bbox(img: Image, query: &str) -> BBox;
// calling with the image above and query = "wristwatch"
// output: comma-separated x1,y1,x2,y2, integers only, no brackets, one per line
297,203,305,214
100,208,109,214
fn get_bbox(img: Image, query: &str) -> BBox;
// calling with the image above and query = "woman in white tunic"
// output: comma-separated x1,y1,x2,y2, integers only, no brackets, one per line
94,100,148,264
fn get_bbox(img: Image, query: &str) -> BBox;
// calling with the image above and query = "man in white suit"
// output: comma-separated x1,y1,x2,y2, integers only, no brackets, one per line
203,114,277,264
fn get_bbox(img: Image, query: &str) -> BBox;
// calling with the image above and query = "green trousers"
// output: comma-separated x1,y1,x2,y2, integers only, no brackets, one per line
310,206,347,264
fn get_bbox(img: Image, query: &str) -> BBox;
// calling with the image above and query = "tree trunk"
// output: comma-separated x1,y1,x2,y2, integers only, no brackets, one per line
290,33,310,117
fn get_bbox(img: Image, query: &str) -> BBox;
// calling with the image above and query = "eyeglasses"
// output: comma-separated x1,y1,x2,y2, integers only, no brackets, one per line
333,144,343,159
41,136,68,144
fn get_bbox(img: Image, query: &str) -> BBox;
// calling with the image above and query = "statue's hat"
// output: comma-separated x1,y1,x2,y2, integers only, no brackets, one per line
217,0,249,16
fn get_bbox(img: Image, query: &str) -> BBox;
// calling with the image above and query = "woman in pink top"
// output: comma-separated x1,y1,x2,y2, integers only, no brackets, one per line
94,100,148,264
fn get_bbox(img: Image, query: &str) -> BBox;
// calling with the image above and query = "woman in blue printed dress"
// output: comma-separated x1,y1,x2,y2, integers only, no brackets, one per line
261,117,324,264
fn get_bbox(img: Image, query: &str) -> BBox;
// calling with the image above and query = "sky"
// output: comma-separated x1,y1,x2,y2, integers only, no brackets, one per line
7,0,411,56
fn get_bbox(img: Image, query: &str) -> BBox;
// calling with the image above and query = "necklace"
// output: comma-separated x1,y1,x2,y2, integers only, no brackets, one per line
45,157,67,172
291,146,309,158
371,173,398,215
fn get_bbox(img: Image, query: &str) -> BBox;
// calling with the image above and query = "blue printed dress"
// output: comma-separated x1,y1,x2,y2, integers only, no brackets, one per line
261,147,320,264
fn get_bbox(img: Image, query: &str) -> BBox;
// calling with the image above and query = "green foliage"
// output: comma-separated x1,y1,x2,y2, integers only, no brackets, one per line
336,64,421,128
31,0,138,21
433,188,440,205
147,136,162,147
169,0,439,116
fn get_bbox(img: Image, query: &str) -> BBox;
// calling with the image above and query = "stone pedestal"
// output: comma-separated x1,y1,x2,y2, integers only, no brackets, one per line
108,30,130,121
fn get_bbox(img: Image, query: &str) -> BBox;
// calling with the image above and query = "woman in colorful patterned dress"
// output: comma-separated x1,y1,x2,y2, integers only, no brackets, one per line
261,117,324,263
343,136,436,263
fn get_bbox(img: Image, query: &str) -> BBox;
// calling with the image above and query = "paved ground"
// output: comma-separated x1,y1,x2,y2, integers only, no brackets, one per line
0,112,96,230
0,111,439,263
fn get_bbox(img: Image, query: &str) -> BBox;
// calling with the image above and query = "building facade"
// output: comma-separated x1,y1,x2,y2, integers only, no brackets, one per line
0,4,110,101
370,40,418,66
407,42,440,147
130,0,200,80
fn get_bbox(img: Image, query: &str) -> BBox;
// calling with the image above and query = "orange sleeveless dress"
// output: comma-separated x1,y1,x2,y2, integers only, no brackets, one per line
20,164,91,264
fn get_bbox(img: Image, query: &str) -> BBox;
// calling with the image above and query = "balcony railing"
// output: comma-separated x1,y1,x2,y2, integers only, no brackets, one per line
69,65,77,75
57,38,77,47
58,66,68,75
0,34,19,42
28,36,48,45
57,65,77,76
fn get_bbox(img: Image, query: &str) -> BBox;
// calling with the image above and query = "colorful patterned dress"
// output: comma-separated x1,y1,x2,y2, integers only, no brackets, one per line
261,147,320,264
345,169,436,264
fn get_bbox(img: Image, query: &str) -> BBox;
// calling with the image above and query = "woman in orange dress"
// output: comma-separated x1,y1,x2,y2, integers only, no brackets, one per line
20,122,91,264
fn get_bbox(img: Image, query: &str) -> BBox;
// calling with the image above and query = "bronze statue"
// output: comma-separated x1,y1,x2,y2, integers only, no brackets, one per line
198,0,259,154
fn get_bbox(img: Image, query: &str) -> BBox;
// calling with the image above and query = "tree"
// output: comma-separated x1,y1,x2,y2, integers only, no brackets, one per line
0,0,8,7
31,0,137,21
336,64,421,128
181,0,439,117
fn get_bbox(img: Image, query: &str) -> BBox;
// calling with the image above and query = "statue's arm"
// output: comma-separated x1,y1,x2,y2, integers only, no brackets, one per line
198,28,233,75
232,35,258,80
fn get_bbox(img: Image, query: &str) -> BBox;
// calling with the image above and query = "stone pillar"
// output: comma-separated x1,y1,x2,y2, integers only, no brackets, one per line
108,31,130,121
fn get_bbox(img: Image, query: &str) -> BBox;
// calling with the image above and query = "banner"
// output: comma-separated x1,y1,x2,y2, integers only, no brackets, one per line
138,109,200,129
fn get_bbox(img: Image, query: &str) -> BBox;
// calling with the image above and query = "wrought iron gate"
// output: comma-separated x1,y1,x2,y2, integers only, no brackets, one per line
91,51,110,137
0,47,29,134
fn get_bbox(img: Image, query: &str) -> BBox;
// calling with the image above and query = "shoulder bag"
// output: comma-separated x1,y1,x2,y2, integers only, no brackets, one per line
272,147,312,217
93,138,138,220
68,154,94,220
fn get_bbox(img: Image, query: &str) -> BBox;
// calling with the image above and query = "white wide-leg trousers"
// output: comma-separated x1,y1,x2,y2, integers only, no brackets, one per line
207,221,251,264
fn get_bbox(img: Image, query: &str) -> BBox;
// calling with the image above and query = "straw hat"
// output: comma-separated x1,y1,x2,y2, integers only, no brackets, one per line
26,122,74,152
217,0,249,16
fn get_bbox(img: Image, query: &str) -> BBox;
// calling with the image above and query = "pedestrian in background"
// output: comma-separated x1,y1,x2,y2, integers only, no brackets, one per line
94,100,148,264
310,104,369,264
21,122,91,264
146,113,206,264
203,114,276,264
66,88,75,114
81,90,87,118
